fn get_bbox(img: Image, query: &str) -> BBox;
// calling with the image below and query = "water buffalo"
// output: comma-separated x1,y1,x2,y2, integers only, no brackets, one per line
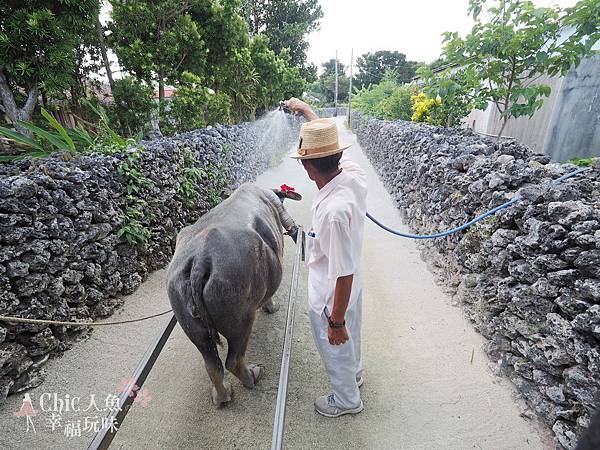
576,406,600,450
167,183,300,406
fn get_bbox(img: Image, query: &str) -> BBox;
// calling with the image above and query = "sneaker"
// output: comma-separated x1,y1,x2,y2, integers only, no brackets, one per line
314,393,363,418
356,376,364,388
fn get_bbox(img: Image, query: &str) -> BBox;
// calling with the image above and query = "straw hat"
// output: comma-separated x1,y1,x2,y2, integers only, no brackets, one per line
290,118,351,160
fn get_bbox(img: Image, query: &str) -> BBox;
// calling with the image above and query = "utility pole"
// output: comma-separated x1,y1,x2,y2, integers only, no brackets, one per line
348,48,353,127
334,50,338,117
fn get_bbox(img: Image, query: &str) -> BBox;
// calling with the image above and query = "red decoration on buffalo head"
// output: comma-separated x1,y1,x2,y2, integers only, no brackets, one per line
280,184,295,194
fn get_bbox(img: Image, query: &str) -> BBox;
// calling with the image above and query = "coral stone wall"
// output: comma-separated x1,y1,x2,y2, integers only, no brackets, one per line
0,117,300,403
352,112,599,449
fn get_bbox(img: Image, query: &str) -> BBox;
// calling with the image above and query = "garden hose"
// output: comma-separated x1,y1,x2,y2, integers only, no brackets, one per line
366,167,591,239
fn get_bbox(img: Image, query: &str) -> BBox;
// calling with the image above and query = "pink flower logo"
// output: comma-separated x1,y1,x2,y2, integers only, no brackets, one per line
116,377,140,398
134,388,152,408
14,393,37,418
116,378,151,407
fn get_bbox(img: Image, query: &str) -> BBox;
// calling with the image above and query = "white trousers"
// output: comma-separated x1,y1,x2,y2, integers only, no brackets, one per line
309,294,363,409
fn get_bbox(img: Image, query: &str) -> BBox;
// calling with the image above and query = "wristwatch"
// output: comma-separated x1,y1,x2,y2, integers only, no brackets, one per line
327,316,345,329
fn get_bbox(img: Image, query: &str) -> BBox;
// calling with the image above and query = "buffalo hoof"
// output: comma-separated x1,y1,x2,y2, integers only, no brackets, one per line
244,364,264,389
261,301,280,314
211,381,232,407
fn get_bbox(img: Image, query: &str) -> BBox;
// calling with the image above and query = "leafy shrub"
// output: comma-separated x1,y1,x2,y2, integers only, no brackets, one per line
418,66,487,127
0,100,140,162
352,72,417,121
167,72,232,134
84,99,143,153
108,77,156,137
205,91,232,126
381,85,417,121
0,107,95,161
569,157,596,167
352,75,398,118
352,66,486,127
116,145,153,246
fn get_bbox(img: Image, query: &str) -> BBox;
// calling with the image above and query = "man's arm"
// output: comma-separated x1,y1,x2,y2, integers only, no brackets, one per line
325,215,356,345
286,98,368,186
328,274,353,345
284,97,318,121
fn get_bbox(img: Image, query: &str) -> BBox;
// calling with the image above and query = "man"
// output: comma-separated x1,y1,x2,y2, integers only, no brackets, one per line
285,98,367,417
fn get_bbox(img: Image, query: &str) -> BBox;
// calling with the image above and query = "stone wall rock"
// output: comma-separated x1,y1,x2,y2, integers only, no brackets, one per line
0,115,300,403
352,112,599,449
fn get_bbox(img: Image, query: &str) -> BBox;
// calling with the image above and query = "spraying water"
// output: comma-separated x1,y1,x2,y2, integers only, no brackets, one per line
251,109,299,166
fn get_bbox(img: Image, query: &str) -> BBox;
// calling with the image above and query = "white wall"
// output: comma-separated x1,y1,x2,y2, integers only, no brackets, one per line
464,74,563,154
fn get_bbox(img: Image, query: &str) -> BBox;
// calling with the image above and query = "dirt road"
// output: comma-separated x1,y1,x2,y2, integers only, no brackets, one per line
0,117,548,450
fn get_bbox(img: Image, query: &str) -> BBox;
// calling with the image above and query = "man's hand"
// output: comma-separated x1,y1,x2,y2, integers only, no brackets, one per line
328,325,349,345
327,274,353,345
285,97,318,121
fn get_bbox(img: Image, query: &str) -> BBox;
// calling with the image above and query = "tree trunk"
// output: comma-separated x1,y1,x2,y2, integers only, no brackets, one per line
0,69,38,136
71,84,79,107
252,0,260,35
157,76,166,131
96,19,115,93
158,76,165,119
158,78,165,104
497,116,509,140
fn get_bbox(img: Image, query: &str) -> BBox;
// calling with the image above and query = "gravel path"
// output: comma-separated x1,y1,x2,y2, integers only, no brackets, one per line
0,117,549,450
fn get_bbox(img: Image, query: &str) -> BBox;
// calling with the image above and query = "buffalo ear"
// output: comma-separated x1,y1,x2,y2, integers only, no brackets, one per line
273,189,302,201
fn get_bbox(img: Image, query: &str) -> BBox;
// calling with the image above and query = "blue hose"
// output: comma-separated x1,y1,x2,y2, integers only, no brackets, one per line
366,167,591,240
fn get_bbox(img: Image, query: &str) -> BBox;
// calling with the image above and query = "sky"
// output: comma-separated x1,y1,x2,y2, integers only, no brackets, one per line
307,0,579,74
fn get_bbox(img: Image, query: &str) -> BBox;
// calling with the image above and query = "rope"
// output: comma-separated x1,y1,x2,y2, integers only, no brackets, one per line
367,166,592,239
0,309,173,327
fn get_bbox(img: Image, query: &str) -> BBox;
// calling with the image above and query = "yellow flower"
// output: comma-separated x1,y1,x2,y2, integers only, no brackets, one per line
411,92,440,123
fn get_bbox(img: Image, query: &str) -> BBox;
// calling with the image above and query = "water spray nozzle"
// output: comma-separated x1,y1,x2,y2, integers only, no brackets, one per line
278,101,291,114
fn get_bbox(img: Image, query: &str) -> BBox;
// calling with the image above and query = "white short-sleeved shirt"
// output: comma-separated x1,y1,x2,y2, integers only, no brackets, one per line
307,154,368,315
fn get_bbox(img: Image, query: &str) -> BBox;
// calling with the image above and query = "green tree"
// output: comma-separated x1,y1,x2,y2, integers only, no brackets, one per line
319,73,349,104
225,47,260,122
443,0,599,137
243,0,323,71
302,62,319,84
314,58,349,104
108,77,156,136
279,54,306,99
109,1,207,110
189,0,249,91
167,72,231,133
321,58,345,77
70,9,108,109
250,38,305,111
0,0,99,135
95,14,115,94
564,0,599,49
249,36,283,111
355,50,418,88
